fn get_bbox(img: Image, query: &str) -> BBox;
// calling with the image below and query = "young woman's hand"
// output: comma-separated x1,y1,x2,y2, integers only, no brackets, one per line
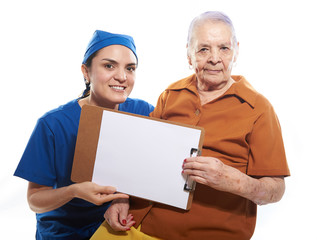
73,182,129,205
27,181,128,213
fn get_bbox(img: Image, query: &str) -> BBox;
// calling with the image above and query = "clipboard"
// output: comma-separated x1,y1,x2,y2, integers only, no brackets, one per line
71,105,204,210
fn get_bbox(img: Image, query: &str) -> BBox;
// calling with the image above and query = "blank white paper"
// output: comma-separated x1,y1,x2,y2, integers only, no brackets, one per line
92,110,202,210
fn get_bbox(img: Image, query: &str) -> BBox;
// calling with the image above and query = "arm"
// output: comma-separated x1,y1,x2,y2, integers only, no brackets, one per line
27,182,129,213
182,156,285,205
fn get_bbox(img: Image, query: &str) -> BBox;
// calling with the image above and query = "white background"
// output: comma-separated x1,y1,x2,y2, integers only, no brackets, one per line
1,0,316,239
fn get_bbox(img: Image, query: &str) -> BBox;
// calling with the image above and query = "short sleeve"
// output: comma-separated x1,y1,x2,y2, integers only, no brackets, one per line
14,118,57,186
247,102,290,176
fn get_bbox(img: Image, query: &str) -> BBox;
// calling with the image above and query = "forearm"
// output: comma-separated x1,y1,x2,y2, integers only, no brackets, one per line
223,165,285,205
28,181,128,214
27,183,76,213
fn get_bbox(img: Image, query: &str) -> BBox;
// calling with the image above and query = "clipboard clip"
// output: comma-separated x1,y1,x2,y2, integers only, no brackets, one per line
183,148,201,192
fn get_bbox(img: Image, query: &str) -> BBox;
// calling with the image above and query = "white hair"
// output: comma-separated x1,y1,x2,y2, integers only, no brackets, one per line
187,11,238,57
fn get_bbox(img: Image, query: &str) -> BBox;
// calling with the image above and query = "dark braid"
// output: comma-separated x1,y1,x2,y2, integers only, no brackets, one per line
81,82,91,98
79,51,99,99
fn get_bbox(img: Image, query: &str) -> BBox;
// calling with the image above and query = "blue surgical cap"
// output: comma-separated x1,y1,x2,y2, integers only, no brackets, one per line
82,30,138,64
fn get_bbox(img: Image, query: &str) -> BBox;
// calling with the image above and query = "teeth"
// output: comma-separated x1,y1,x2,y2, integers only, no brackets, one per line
111,86,125,90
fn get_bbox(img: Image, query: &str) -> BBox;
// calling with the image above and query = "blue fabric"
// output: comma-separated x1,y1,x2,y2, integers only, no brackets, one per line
14,98,154,240
82,30,138,64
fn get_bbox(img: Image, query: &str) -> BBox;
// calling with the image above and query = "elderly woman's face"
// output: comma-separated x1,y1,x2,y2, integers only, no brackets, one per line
189,21,237,90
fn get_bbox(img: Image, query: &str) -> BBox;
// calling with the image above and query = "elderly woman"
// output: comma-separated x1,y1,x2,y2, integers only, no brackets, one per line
96,11,290,240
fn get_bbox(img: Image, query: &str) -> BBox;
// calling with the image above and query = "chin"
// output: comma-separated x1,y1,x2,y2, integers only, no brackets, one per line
112,96,128,104
202,76,222,84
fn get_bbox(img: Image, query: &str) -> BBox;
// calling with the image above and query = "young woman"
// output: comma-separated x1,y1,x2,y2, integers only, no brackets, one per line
14,30,154,240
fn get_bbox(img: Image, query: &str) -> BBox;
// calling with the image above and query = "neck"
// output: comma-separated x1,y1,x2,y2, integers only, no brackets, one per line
197,77,234,105
78,96,119,110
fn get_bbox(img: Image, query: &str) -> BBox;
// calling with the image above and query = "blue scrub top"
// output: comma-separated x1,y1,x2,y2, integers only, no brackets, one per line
14,98,154,240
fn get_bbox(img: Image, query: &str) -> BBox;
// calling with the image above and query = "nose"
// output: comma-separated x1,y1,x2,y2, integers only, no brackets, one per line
208,50,221,64
114,68,127,82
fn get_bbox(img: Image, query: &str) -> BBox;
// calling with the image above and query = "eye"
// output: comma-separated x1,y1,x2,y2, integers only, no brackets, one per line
199,47,209,53
104,64,114,69
220,46,231,51
127,66,136,72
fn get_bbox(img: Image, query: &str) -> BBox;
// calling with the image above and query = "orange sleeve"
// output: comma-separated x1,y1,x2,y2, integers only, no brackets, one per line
247,101,290,176
150,90,168,119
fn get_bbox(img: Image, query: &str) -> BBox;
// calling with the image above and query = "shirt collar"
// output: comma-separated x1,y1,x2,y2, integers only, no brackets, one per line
228,75,257,108
166,74,257,108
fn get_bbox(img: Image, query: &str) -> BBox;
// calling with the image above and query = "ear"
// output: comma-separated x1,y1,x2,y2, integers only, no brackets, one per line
233,42,240,63
186,44,193,66
187,55,192,66
81,64,90,83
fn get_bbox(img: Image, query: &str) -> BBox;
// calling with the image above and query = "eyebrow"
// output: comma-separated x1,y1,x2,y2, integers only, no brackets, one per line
101,58,118,64
101,58,137,66
219,42,232,46
197,43,210,48
198,42,232,47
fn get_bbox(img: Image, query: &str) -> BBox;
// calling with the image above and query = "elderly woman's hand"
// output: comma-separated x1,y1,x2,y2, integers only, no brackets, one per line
182,156,285,205
103,198,135,231
182,156,230,191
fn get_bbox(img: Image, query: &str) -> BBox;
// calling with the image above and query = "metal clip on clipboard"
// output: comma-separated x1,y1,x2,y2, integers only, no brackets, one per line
183,148,201,192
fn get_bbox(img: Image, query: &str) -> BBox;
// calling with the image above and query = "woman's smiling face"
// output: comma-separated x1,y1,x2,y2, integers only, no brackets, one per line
82,44,137,108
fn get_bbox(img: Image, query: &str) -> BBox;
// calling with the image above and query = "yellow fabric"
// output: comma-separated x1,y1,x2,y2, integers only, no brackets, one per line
90,220,161,240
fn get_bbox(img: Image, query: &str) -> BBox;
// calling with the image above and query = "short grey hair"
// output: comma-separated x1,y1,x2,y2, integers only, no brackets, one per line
187,11,238,56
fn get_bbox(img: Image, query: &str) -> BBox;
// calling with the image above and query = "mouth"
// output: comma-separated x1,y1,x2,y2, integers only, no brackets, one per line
205,68,221,72
110,85,126,91
204,68,222,74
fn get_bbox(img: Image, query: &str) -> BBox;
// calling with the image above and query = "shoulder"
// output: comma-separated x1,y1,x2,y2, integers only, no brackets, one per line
38,99,81,127
231,75,273,111
42,99,79,117
155,75,196,103
166,74,196,91
119,98,154,116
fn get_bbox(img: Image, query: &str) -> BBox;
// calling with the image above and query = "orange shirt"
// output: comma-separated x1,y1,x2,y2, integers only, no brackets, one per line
129,74,290,240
